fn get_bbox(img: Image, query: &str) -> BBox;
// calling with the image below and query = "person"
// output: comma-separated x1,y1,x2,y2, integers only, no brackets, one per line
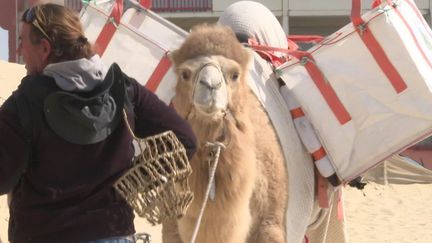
0,3,197,243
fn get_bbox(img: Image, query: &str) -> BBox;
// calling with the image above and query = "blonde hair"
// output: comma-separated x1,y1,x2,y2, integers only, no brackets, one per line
22,3,94,63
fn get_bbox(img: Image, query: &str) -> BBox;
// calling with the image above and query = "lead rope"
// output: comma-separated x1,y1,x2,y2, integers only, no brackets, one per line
189,141,226,243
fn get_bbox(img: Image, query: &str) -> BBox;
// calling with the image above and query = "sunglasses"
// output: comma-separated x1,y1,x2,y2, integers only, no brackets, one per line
24,6,52,42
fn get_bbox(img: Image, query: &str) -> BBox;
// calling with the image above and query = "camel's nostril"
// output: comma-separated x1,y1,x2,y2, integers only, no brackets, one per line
199,79,223,90
214,81,222,89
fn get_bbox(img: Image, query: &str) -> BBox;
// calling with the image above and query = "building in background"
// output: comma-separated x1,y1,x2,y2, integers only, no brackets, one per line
65,0,432,35
0,27,8,61
0,0,20,62
1,0,431,62
0,0,70,62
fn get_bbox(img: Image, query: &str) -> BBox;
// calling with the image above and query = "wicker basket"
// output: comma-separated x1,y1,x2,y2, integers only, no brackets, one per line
114,128,193,225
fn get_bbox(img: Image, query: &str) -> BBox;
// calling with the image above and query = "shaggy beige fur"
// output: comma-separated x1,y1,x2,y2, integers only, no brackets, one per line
162,24,288,243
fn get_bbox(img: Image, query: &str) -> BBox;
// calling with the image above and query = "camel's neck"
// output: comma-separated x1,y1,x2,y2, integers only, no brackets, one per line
189,110,246,148
191,116,227,146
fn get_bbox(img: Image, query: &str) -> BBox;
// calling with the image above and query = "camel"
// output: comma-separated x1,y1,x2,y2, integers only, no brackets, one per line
162,24,288,243
216,2,349,243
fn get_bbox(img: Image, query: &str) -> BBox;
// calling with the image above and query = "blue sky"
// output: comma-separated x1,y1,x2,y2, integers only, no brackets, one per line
0,27,8,61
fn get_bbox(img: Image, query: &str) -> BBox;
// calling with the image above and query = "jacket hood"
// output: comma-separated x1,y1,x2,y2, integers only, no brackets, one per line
43,55,107,92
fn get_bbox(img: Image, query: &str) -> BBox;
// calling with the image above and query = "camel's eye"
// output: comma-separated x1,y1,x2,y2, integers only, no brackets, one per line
230,72,240,82
180,69,192,81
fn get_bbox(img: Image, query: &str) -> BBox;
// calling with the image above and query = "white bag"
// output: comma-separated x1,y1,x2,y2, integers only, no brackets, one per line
80,0,187,104
278,0,432,183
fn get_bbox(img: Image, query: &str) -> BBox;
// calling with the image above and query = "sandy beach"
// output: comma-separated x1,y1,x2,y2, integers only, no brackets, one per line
344,182,432,243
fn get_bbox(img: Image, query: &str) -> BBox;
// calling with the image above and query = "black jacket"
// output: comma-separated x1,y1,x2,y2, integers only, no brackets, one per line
0,64,196,243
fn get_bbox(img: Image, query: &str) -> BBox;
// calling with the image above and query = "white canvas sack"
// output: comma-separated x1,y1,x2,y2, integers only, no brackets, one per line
278,0,432,183
80,0,187,104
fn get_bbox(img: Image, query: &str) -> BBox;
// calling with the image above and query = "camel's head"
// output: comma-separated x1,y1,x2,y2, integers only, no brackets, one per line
170,24,251,123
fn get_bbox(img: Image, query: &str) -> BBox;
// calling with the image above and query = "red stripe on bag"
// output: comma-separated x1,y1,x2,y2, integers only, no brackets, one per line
316,167,330,208
291,51,352,125
145,54,171,92
337,189,344,220
247,38,289,67
312,147,327,161
139,0,152,8
312,147,330,208
357,27,407,93
290,107,305,119
371,0,381,8
351,0,407,93
288,35,324,44
94,0,123,56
